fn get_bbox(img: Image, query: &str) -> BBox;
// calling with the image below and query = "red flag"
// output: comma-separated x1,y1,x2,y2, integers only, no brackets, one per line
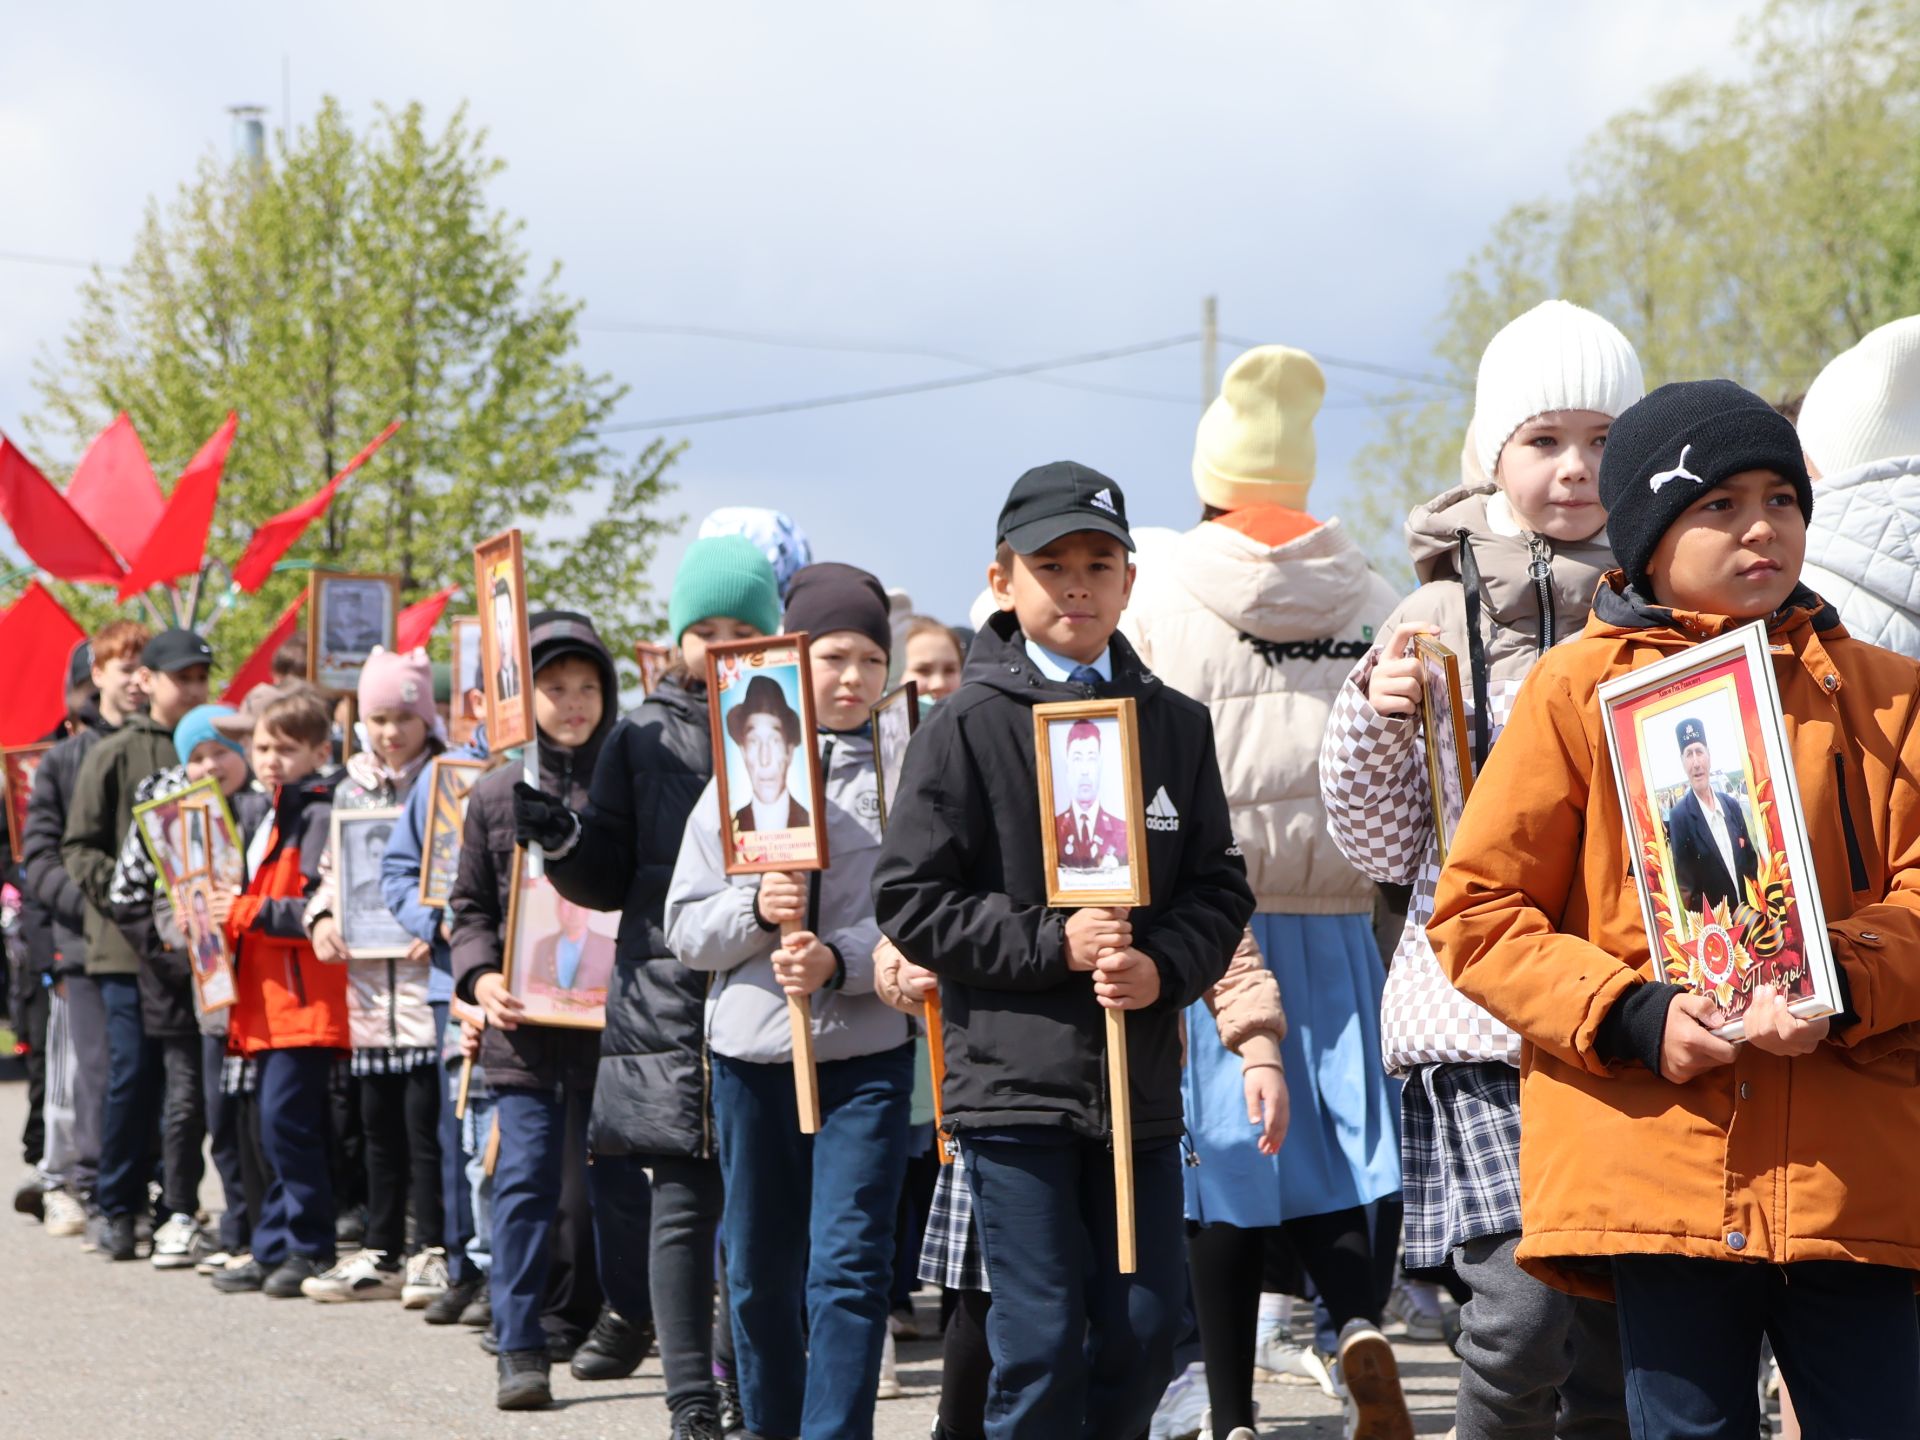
65,413,165,564
221,591,307,705
0,437,124,585
397,585,458,653
116,413,236,602
229,420,403,593
0,582,88,745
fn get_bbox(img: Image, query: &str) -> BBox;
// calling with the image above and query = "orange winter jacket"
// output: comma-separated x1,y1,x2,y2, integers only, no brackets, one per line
1430,574,1920,1299
225,774,348,1056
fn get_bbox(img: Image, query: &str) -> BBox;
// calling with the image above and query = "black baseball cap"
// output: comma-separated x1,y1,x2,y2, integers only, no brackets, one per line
140,627,214,674
995,461,1135,555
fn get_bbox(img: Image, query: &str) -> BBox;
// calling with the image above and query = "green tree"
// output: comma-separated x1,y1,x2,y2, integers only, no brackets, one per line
28,98,677,679
1351,0,1920,583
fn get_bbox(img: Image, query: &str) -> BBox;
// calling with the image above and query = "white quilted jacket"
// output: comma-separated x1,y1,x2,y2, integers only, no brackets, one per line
1121,517,1399,914
1801,455,1920,659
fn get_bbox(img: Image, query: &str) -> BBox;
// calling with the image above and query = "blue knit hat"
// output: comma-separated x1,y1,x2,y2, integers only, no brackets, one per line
668,535,782,642
173,704,246,765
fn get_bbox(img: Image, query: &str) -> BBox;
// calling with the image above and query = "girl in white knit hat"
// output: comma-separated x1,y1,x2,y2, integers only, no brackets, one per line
1319,300,1643,1440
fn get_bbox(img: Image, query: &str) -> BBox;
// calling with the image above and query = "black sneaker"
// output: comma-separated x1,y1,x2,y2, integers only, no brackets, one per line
480,1324,499,1356
12,1174,45,1221
335,1204,367,1246
496,1351,552,1411
211,1258,267,1293
460,1277,492,1327
425,1275,484,1325
717,1375,744,1434
263,1253,325,1299
570,1305,653,1381
544,1325,586,1363
102,1212,138,1262
672,1408,725,1440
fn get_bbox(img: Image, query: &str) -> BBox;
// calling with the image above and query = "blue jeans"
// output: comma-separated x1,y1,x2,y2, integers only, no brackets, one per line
253,1047,337,1266
713,1044,913,1440
460,1089,495,1275
95,975,158,1219
961,1131,1186,1440
491,1084,600,1354
1613,1255,1920,1438
430,1006,478,1283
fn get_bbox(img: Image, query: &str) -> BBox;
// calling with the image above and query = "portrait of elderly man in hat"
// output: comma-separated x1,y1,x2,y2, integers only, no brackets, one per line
727,673,810,837
1663,715,1758,913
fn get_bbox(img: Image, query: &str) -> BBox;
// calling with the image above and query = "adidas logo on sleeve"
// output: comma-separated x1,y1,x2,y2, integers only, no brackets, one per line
1145,786,1180,832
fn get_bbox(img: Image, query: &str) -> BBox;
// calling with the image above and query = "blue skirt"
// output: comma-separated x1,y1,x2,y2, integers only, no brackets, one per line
1183,911,1401,1228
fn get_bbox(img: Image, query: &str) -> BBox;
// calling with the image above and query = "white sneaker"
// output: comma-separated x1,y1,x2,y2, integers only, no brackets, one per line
196,1248,235,1276
1148,1361,1208,1440
1255,1328,1337,1397
1336,1319,1413,1440
1384,1277,1450,1342
302,1248,403,1302
1197,1403,1260,1440
401,1246,450,1308
150,1213,205,1269
42,1188,88,1238
876,1328,903,1400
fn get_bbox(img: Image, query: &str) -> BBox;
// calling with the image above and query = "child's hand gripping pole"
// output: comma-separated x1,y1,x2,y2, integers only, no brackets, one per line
780,916,823,1134
1069,905,1141,1274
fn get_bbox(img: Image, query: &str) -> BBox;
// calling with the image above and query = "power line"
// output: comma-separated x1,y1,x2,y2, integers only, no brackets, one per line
592,332,1204,433
0,249,106,272
1216,331,1467,392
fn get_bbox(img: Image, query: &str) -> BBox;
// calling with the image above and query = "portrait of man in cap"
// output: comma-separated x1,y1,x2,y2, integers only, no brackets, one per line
726,673,810,837
1052,718,1129,873
1663,715,1759,913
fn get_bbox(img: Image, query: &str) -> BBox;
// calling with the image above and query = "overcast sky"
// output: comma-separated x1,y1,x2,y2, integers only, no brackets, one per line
0,1,1755,623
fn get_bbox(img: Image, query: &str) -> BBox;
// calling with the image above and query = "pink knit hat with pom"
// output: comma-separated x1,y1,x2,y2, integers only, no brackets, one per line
358,647,445,740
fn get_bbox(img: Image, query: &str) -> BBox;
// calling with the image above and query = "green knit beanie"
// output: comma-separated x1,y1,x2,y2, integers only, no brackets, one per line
669,534,782,642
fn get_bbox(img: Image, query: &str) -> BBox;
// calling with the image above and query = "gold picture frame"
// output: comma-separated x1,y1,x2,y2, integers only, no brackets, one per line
1,742,52,859
307,570,401,693
330,807,413,959
1032,697,1149,909
869,681,919,832
501,848,613,1030
705,632,831,877
473,529,535,753
1413,636,1474,865
419,757,486,909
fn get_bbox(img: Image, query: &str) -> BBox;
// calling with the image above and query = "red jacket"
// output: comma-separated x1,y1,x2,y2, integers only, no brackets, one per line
225,774,347,1056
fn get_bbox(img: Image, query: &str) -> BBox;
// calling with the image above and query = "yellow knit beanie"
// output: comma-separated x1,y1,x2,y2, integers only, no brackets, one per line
1191,345,1326,512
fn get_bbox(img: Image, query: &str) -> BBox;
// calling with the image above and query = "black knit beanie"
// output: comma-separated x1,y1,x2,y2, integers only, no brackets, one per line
1597,379,1811,594
782,562,893,658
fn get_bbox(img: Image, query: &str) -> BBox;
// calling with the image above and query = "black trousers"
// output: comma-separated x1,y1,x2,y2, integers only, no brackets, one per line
936,1286,993,1440
16,976,48,1166
359,1064,443,1256
157,1034,205,1217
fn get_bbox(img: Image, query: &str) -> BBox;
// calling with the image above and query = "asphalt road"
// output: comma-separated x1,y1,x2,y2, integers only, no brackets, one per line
0,1077,1459,1438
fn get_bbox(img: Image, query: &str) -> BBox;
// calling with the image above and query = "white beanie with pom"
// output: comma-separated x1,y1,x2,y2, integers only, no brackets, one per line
1472,300,1645,479
1797,315,1920,476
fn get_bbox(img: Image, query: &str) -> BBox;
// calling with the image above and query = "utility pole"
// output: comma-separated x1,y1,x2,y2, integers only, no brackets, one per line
1201,295,1219,408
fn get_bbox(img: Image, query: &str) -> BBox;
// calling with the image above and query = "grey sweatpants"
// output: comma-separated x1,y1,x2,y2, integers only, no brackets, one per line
1453,1233,1628,1440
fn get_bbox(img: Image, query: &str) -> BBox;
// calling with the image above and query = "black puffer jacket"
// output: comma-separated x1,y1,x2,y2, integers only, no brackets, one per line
451,612,617,1093
20,708,115,977
872,612,1255,1143
548,672,713,1157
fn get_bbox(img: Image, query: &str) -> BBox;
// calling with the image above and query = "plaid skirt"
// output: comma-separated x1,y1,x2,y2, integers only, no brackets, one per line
1400,1060,1525,1272
917,1155,989,1293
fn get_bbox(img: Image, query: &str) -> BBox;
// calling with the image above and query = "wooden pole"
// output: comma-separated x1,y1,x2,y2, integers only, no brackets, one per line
1107,1006,1136,1274
782,917,822,1134
454,1056,473,1121
925,992,952,1165
482,1112,501,1177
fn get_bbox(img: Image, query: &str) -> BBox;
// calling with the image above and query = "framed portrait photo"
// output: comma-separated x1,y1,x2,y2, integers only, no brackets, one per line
1,742,52,859
177,874,237,1013
706,633,830,875
1413,636,1474,864
419,757,486,909
1597,622,1841,1040
502,851,615,1029
308,570,400,692
450,617,484,746
1033,697,1150,909
635,641,674,696
473,529,535,753
132,777,246,902
870,682,919,831
330,807,413,959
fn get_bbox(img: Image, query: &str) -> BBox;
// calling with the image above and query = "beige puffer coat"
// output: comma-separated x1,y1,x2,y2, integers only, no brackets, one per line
1123,515,1399,915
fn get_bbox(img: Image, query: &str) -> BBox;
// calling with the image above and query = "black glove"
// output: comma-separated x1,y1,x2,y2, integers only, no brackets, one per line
512,782,576,852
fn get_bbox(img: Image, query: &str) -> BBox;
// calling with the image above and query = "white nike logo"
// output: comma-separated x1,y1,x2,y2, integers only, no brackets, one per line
1648,444,1704,494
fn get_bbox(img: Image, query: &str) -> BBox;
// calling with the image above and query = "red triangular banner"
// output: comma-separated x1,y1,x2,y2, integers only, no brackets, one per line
229,420,402,593
397,585,458,653
221,590,308,706
65,413,165,565
0,436,125,585
0,582,89,745
116,413,236,602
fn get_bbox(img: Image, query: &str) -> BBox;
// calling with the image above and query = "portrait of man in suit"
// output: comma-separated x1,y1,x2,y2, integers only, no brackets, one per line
1054,719,1128,872
490,574,523,702
324,583,386,656
526,890,616,999
1663,716,1759,914
727,674,810,836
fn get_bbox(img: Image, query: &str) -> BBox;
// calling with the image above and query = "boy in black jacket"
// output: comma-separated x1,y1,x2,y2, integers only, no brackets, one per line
872,462,1255,1440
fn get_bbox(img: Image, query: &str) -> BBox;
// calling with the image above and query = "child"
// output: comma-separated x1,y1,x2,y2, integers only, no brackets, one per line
899,614,966,702
302,648,448,1304
666,561,914,1440
519,535,781,1431
1321,300,1642,1440
1430,379,1920,1438
872,462,1255,1439
453,610,617,1411
106,704,269,1270
61,627,212,1261
207,691,344,1297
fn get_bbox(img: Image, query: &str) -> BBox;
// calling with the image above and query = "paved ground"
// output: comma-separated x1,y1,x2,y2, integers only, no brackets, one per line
0,1077,1460,1437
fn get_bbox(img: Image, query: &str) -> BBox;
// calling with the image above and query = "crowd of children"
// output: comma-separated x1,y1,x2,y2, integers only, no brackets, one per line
9,305,1920,1440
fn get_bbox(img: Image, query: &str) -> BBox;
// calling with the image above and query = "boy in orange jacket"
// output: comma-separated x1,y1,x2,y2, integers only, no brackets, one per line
208,692,344,1299
1430,380,1920,1438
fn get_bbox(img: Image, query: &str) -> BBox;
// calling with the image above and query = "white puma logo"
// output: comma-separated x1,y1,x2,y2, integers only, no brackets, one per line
1648,444,1704,494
